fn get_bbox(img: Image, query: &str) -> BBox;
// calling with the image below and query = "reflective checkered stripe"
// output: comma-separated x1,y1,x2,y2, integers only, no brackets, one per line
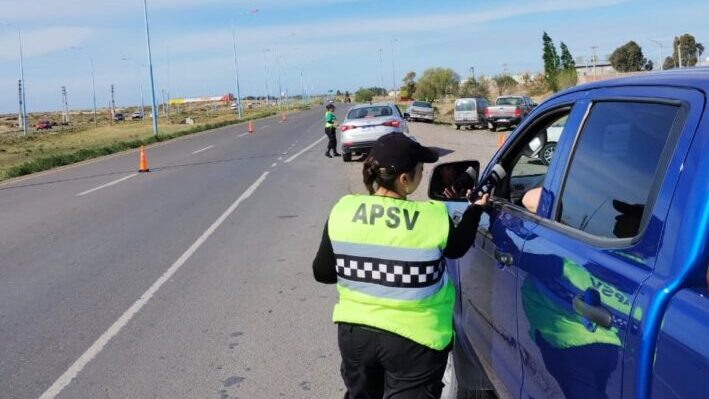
327,194,454,350
336,256,443,288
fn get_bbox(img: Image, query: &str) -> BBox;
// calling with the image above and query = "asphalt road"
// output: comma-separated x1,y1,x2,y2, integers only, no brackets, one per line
0,108,349,398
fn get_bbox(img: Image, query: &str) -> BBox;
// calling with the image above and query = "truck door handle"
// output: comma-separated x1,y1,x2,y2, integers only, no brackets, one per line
573,290,613,329
494,250,513,266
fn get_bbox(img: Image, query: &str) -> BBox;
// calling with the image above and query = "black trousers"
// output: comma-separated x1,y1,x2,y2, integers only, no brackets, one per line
338,323,451,399
325,126,338,151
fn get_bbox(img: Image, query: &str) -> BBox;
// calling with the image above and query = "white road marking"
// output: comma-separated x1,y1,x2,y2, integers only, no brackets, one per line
191,145,214,155
40,171,270,399
277,157,283,161
260,125,270,129
238,132,248,137
271,163,277,167
76,174,138,197
284,136,327,163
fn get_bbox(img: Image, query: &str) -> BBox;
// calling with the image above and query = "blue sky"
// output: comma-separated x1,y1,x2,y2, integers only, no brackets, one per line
0,0,707,113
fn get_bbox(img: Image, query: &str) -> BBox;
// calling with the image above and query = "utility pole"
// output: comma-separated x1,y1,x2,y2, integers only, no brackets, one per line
677,43,683,68
591,46,598,81
110,84,116,118
18,80,24,134
142,0,159,136
166,47,171,121
61,86,69,124
502,63,508,76
18,31,28,135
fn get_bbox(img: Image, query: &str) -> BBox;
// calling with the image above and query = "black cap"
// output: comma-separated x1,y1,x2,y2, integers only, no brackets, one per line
369,132,439,173
325,103,335,110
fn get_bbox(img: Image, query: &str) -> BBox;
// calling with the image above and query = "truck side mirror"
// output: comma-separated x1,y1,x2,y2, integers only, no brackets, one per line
428,161,480,202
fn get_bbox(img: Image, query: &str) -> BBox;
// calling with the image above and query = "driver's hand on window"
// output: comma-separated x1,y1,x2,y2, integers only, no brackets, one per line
469,192,489,207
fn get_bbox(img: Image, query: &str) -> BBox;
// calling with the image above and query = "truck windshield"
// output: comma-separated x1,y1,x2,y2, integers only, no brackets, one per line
496,97,522,106
412,101,432,108
347,106,393,119
455,100,475,111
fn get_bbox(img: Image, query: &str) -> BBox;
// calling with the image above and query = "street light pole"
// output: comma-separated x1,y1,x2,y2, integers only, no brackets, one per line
275,43,283,110
142,0,159,137
390,39,397,99
231,22,243,119
263,49,272,107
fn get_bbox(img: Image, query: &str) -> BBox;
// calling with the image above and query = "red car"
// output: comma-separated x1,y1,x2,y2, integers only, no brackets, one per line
35,120,53,130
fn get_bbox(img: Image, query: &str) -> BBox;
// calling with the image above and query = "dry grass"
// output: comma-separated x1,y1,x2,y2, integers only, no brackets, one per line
0,102,311,180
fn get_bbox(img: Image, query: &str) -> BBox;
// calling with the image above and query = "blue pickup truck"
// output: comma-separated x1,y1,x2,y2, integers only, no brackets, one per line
429,68,709,399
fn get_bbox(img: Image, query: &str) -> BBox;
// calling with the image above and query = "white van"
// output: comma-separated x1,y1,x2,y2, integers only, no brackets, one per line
453,97,489,130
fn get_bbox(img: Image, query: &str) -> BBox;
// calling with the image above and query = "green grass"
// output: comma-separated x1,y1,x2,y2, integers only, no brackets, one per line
1,105,311,181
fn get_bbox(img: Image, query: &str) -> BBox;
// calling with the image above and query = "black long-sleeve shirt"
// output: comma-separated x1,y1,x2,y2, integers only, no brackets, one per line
312,204,484,284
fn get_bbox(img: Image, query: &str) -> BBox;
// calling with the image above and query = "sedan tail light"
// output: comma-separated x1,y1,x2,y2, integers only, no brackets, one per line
340,125,354,132
382,120,401,128
484,107,490,117
514,107,522,117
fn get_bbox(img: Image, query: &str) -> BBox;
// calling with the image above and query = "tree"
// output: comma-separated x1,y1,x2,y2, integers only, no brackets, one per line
609,41,647,72
492,75,518,96
401,71,417,100
414,68,460,101
354,88,375,103
663,56,676,70
671,33,705,67
644,60,654,71
336,89,342,96
542,32,561,92
559,42,576,71
458,77,489,99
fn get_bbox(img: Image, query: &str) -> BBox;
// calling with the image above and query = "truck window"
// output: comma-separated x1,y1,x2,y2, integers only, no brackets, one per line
455,100,475,111
496,97,522,106
412,101,432,108
557,102,680,239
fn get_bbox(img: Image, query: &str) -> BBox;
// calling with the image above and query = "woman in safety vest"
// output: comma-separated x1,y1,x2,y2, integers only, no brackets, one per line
313,132,488,398
324,103,341,158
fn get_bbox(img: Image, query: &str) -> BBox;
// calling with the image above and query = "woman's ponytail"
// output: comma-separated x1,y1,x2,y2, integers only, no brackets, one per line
362,155,379,194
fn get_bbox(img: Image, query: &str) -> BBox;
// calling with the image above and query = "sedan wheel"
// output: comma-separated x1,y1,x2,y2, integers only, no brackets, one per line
541,143,556,165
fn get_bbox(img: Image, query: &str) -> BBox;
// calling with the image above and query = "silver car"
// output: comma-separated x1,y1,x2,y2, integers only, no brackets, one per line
339,103,409,162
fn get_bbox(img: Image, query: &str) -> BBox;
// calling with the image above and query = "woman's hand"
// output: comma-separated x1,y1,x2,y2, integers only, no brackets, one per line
466,190,489,207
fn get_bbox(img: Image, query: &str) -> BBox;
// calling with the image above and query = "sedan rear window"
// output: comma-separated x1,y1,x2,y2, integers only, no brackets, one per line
412,101,432,108
347,106,393,119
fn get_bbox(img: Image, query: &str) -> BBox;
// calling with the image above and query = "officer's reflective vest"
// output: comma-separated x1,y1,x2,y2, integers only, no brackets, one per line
325,111,336,128
328,194,453,350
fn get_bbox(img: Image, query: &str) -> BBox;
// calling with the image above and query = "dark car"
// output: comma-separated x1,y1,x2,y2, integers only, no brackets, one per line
429,68,709,399
113,112,125,122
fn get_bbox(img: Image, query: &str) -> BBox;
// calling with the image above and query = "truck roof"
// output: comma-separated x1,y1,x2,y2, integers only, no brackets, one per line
551,67,709,100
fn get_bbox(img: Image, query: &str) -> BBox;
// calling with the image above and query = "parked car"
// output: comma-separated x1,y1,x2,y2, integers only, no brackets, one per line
525,114,567,165
485,95,535,131
405,100,434,123
35,120,52,130
130,111,144,120
339,103,409,162
429,68,709,399
453,97,489,130
113,112,125,122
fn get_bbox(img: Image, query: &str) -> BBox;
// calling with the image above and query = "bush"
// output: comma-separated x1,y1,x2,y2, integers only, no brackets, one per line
354,88,375,103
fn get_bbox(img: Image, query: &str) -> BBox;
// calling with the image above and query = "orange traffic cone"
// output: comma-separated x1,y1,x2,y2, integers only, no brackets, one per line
247,120,254,134
496,133,506,148
138,145,150,173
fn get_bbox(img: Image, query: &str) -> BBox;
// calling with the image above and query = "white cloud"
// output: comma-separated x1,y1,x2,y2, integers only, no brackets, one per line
0,26,93,61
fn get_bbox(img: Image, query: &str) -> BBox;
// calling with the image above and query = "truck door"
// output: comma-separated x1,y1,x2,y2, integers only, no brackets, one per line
455,101,583,397
515,94,688,399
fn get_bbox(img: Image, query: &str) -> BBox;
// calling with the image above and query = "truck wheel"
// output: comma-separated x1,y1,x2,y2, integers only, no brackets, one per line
489,123,497,132
343,152,352,162
455,124,461,130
